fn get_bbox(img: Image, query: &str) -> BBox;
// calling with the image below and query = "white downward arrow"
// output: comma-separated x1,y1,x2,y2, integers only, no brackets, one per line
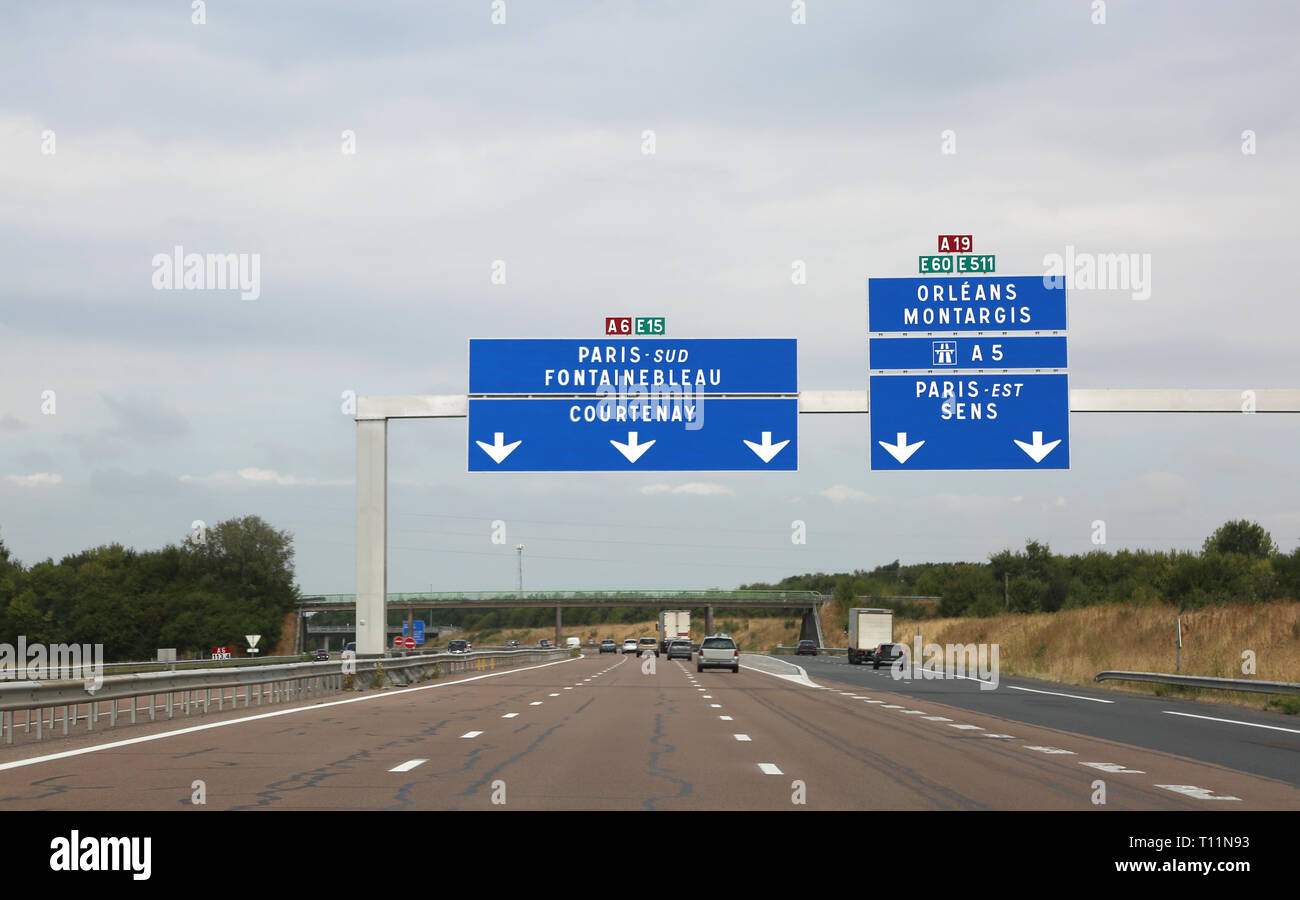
1013,431,1061,463
743,431,790,463
475,432,522,464
878,432,925,464
611,431,655,463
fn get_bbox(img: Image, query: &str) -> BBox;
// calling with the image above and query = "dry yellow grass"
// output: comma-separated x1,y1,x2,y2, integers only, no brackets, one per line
892,601,1300,712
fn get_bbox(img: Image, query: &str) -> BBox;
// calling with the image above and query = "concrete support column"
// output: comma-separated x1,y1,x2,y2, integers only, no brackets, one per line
554,606,563,646
356,418,388,656
705,606,714,636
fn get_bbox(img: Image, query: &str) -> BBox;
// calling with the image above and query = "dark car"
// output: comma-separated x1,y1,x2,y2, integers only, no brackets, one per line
666,640,693,660
446,639,470,654
314,648,329,661
599,639,618,654
872,642,907,669
795,640,818,656
505,640,519,648
538,638,553,648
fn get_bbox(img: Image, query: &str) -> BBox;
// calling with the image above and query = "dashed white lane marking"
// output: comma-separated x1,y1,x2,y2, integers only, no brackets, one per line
389,759,428,772
460,731,483,739
1007,685,1114,704
502,713,519,718
948,723,983,731
697,688,706,692
733,734,752,741
549,693,560,697
720,715,734,721
1155,785,1241,801
757,763,783,775
882,704,904,709
865,700,885,704
1163,710,1300,735
900,710,927,715
564,687,574,690
529,701,543,706
1024,745,1075,755
0,652,585,775
982,734,1015,739
922,716,950,721
710,704,722,708
702,695,713,699
1081,762,1143,774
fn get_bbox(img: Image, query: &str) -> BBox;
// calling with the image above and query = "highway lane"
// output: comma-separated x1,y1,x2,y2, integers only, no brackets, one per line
787,653,1300,787
0,651,1296,810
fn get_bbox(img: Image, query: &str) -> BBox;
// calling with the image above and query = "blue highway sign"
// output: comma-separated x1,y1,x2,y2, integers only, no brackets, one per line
468,397,797,471
869,373,1069,470
869,336,1067,371
469,339,797,395
868,276,1067,333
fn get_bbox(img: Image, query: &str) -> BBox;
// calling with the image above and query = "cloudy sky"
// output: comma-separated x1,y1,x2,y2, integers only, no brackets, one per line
1,1,1297,596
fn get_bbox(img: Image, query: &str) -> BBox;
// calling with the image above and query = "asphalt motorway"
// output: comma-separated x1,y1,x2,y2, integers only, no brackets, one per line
0,651,1296,810
791,653,1300,788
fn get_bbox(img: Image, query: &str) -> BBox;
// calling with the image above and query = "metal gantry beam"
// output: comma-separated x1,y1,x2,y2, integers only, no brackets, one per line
353,389,1300,653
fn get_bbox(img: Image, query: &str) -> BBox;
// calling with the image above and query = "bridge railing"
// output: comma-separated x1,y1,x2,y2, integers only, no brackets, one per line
0,648,567,747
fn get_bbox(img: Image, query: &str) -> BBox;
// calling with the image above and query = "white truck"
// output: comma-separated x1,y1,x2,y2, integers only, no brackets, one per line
846,608,893,665
658,609,691,654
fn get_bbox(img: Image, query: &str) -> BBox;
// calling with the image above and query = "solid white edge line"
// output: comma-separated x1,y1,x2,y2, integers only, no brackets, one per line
0,655,578,773
1163,710,1300,735
739,658,820,688
1007,685,1114,703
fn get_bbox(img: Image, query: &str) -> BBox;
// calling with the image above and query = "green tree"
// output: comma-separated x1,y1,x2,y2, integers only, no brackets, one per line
1203,520,1277,559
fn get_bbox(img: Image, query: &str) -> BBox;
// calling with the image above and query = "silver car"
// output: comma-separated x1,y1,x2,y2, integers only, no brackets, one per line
697,635,740,673
667,640,693,660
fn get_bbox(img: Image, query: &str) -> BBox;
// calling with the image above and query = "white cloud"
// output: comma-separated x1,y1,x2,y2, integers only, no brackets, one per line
5,473,62,487
179,468,348,488
820,484,876,504
639,482,733,496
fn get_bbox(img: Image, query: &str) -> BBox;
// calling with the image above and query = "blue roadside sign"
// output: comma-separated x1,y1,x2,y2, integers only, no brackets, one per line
868,276,1067,333
469,338,797,395
869,336,1067,370
468,397,797,471
869,373,1069,470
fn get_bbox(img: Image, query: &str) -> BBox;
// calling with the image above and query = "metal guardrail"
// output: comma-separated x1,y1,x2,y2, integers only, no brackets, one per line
1094,670,1300,696
773,645,847,654
0,648,567,746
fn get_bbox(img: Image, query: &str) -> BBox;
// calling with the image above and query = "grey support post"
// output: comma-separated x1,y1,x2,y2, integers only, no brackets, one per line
356,418,388,656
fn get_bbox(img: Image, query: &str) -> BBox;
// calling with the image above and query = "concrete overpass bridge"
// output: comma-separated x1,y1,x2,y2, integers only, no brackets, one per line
299,590,829,647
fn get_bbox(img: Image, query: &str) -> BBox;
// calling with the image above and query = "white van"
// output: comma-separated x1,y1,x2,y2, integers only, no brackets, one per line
565,637,580,649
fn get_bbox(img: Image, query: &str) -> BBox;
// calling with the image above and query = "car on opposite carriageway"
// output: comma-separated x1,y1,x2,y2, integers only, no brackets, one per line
599,639,618,654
